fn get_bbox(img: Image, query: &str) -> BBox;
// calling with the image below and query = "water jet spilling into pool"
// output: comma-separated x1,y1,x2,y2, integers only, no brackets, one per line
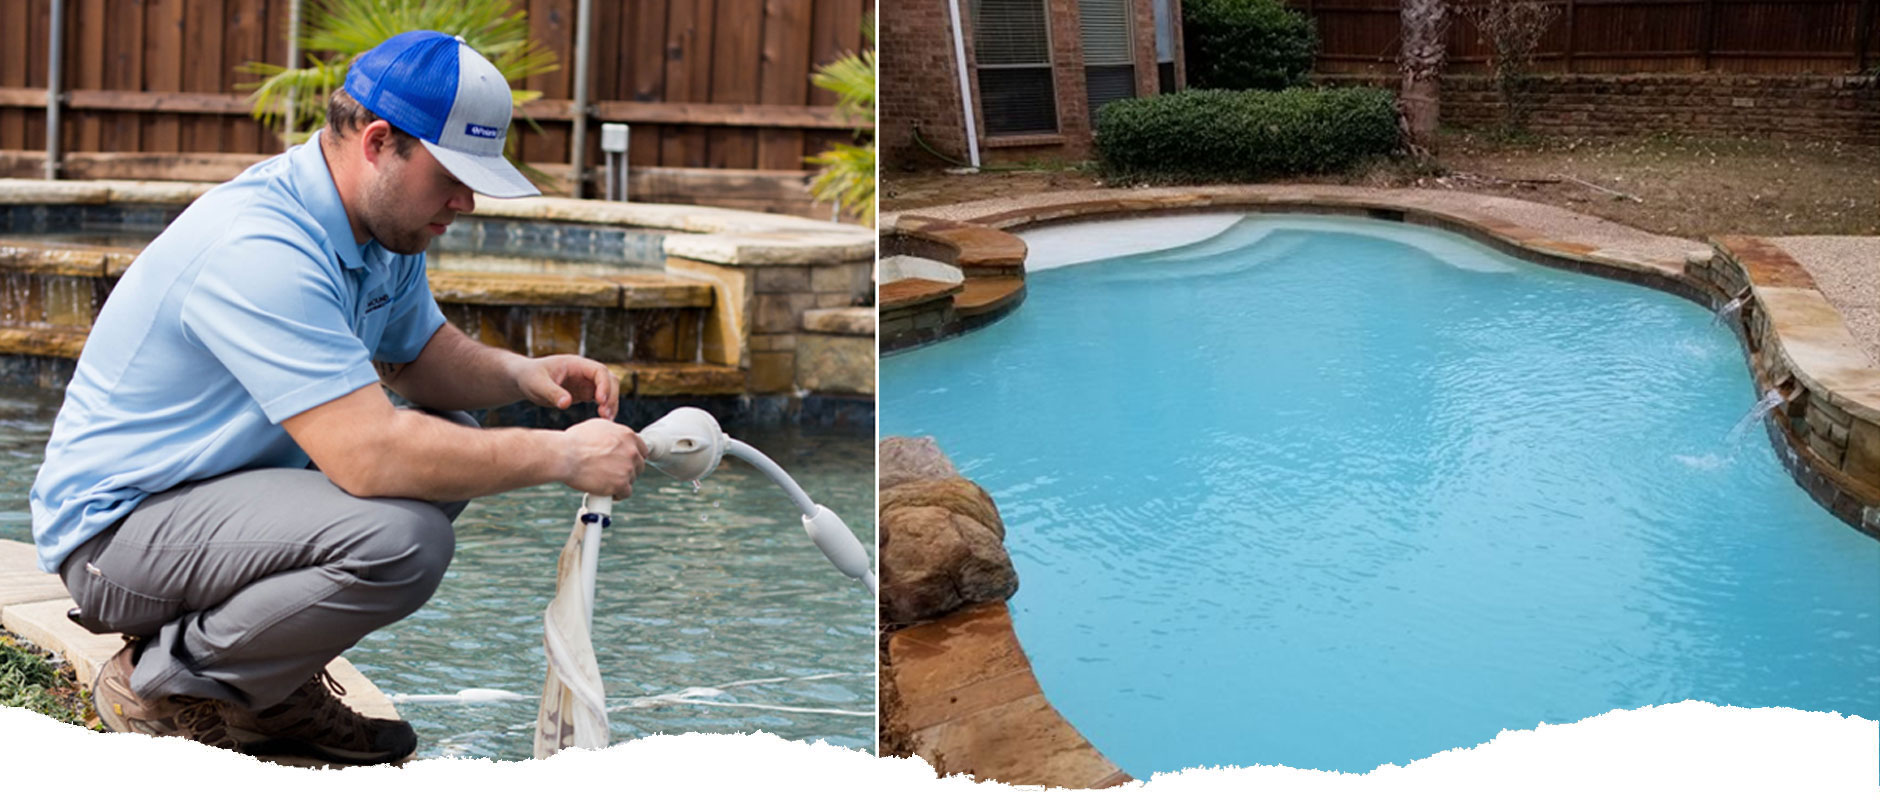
1728,388,1786,443
1714,290,1751,329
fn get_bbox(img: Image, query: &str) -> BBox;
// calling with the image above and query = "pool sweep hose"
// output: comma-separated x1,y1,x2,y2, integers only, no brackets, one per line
637,407,878,593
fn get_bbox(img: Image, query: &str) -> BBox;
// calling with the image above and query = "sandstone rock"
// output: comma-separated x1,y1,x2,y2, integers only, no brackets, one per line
880,476,1018,624
879,436,959,489
797,333,874,395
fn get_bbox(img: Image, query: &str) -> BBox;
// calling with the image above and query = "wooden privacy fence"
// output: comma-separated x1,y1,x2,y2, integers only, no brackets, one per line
1290,0,1880,75
0,0,874,217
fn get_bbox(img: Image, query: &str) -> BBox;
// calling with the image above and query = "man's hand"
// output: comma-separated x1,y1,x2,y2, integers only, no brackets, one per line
560,418,649,499
511,355,620,420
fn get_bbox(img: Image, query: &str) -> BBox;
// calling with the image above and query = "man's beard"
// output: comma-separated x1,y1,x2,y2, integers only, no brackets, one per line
362,172,434,256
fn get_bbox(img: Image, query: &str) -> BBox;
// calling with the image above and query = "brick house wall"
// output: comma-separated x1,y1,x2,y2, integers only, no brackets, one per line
1323,74,1880,146
882,0,1186,169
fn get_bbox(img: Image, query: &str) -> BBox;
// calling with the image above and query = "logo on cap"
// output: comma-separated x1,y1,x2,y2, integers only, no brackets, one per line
465,123,502,139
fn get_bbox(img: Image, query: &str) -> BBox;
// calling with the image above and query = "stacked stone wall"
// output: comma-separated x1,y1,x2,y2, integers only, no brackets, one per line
1321,73,1880,145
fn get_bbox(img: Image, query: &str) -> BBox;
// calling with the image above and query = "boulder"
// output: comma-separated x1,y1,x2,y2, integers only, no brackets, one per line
879,436,960,490
880,476,1018,624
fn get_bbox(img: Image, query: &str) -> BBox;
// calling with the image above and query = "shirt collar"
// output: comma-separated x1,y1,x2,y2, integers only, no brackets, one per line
291,131,376,271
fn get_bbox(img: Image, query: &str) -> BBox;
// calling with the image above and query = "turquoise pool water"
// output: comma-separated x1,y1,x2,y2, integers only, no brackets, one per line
880,215,1880,776
0,388,875,759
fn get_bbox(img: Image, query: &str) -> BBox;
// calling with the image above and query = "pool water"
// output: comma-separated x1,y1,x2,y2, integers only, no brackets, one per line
880,215,1880,775
0,388,875,760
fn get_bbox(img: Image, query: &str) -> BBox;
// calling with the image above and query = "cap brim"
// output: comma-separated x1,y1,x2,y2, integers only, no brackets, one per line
422,140,541,199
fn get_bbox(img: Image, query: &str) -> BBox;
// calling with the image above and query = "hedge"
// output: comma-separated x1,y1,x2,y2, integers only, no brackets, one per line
1095,87,1401,182
1183,0,1318,91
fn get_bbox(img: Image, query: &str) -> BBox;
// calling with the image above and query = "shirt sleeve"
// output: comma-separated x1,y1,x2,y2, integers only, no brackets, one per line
178,232,381,424
373,253,448,364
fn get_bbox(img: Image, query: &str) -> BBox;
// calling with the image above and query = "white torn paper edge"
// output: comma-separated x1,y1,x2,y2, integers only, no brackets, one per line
1,702,1874,798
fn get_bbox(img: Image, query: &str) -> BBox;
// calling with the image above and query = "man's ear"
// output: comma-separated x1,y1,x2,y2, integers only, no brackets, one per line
358,120,395,168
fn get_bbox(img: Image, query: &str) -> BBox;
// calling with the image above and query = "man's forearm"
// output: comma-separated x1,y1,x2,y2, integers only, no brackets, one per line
379,324,530,411
284,383,645,503
351,407,570,501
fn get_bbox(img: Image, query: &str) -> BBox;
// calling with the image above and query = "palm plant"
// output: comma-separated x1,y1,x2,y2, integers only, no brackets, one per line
806,17,876,225
239,0,557,158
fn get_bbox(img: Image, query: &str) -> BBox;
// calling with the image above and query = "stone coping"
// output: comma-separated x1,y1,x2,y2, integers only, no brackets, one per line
883,185,1696,277
0,179,874,268
884,602,1131,789
802,307,875,336
0,237,716,309
1713,236,1880,424
880,278,962,311
886,217,1027,274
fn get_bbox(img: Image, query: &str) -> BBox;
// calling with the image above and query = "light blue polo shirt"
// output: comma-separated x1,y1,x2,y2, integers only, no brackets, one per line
28,133,448,571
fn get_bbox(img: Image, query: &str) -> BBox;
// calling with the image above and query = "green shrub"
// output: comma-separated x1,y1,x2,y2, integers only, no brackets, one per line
1096,87,1401,182
1183,0,1318,91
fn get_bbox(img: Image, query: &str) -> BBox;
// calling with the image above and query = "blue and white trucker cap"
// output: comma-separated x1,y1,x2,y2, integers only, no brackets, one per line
343,30,539,198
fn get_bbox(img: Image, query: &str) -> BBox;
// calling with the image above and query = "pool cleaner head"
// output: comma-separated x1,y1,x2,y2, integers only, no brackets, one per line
637,407,729,482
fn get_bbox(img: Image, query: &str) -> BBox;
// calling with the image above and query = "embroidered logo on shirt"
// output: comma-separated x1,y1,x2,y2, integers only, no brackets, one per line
364,293,391,313
465,123,502,139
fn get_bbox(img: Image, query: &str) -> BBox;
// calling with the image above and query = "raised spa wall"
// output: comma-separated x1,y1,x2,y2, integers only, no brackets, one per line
0,179,875,420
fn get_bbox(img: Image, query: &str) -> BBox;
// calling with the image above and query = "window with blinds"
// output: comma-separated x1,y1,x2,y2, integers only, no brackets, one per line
972,0,1059,136
1079,0,1135,125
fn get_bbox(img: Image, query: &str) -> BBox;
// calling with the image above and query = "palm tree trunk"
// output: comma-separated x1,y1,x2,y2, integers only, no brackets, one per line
1400,0,1448,156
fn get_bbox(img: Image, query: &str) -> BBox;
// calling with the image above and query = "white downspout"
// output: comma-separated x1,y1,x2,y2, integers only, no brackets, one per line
945,0,982,168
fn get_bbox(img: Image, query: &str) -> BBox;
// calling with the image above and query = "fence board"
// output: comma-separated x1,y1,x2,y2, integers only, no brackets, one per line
0,3,25,151
758,0,815,170
0,0,865,207
625,0,670,168
708,0,764,168
143,0,184,153
73,0,106,153
224,0,267,153
1300,0,1876,74
662,0,713,167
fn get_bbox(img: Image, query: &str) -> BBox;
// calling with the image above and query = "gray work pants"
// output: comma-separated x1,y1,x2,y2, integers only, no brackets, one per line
57,412,474,711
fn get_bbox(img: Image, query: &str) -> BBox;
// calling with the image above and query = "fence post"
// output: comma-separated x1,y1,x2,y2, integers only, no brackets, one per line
45,0,65,180
569,0,593,199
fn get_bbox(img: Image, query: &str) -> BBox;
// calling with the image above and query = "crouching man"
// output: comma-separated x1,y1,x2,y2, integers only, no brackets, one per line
29,31,645,764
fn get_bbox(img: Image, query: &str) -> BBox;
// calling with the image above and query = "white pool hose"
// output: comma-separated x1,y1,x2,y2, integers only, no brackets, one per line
637,407,878,594
579,494,611,628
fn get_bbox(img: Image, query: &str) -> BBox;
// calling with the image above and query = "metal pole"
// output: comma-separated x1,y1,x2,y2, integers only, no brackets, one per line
568,0,594,198
946,0,981,168
45,0,64,180
285,0,302,144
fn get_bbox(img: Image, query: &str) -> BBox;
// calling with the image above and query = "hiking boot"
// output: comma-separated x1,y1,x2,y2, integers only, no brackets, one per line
224,669,417,765
92,641,240,751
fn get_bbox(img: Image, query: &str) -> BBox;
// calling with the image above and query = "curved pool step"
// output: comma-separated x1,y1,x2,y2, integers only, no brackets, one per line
0,540,404,767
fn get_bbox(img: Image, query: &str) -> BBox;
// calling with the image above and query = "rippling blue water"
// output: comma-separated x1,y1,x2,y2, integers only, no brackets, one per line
881,215,1880,776
0,390,875,760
